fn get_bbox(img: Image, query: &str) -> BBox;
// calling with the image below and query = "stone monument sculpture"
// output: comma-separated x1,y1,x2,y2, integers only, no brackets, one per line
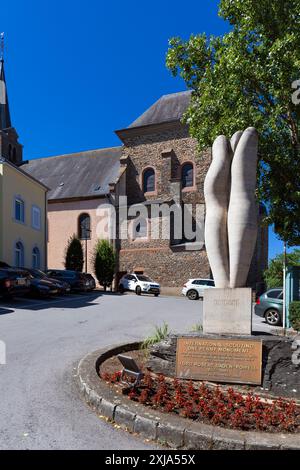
204,127,259,288
203,127,259,335
148,126,299,393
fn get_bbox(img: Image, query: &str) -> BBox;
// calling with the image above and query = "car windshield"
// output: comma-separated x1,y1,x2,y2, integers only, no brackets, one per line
136,275,152,282
31,269,47,279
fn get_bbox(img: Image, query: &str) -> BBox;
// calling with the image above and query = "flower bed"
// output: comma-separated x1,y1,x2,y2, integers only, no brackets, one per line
101,370,300,434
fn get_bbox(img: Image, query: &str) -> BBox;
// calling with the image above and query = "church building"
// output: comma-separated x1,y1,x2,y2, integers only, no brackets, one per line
0,57,48,269
24,90,268,294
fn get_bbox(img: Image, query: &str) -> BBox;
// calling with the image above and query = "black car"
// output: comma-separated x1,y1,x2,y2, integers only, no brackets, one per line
46,270,89,292
0,268,31,299
19,268,71,295
82,273,96,291
21,272,60,298
0,261,11,268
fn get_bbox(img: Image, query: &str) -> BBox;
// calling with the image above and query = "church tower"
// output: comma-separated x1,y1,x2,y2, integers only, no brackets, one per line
0,34,23,165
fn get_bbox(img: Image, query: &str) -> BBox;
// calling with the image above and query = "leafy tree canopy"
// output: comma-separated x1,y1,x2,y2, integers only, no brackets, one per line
264,248,300,288
166,0,300,246
65,235,84,272
93,239,116,291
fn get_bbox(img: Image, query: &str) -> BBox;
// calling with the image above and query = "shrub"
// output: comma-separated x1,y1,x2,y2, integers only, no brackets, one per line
104,372,300,433
289,302,300,331
93,239,116,291
64,235,84,272
264,250,300,289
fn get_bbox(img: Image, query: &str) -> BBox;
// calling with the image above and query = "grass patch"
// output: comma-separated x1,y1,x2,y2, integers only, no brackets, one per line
141,322,170,350
191,323,203,333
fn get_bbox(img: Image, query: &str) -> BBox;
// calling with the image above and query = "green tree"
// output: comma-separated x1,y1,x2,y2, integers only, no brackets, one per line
65,235,84,272
166,0,300,246
93,239,116,291
264,249,300,288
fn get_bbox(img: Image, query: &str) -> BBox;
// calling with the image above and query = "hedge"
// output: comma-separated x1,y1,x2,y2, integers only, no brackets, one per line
289,302,300,331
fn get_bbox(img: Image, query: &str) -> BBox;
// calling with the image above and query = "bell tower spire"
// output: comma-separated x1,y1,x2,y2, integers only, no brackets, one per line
0,33,23,164
0,33,12,130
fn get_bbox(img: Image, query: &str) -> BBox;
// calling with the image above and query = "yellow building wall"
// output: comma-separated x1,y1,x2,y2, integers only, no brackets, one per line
0,164,3,262
0,162,47,268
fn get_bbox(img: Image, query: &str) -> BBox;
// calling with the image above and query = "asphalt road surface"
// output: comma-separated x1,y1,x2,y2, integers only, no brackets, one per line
0,292,270,450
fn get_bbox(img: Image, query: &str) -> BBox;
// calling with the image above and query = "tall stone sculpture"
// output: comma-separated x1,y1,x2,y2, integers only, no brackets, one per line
204,127,259,289
203,128,258,336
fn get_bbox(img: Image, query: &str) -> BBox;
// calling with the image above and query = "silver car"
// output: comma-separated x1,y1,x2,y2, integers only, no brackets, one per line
254,288,283,326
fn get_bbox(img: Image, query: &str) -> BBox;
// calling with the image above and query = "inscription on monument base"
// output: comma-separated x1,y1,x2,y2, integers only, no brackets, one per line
203,288,252,336
176,337,262,385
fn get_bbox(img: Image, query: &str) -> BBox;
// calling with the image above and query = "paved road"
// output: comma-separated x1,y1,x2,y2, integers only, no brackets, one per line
0,292,270,450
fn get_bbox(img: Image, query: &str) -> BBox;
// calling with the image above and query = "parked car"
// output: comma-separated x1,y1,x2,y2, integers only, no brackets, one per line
255,288,283,326
119,274,160,296
22,268,71,294
82,273,96,291
19,268,71,295
46,269,89,292
27,276,60,298
0,268,31,299
0,261,11,268
182,278,215,300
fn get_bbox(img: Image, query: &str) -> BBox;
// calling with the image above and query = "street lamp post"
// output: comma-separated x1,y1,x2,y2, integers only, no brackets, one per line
82,226,92,274
283,240,287,334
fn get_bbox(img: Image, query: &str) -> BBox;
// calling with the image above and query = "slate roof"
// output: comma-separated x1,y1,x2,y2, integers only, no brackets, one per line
128,90,192,128
0,156,48,189
22,147,122,201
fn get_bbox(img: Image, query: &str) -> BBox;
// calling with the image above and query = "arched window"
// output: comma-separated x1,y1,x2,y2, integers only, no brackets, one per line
78,213,91,240
133,218,148,239
143,168,155,193
32,247,41,269
15,241,24,267
181,162,194,189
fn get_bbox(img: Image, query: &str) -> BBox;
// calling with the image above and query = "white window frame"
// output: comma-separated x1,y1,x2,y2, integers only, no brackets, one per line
31,205,41,230
14,196,25,223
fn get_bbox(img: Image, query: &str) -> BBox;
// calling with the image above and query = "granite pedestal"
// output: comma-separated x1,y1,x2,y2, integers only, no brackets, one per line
203,288,252,336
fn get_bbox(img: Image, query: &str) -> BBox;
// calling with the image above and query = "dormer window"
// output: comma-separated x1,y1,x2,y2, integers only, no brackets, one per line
143,168,155,194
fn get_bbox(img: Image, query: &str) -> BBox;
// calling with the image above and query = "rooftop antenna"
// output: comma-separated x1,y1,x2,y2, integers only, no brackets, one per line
0,32,4,61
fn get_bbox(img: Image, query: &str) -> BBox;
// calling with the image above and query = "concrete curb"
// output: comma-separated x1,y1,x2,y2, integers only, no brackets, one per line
75,343,300,450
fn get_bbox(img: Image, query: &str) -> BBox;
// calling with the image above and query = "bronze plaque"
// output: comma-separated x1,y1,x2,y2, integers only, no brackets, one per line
176,337,262,385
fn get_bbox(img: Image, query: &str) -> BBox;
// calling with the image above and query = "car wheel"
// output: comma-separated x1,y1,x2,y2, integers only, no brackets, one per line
265,308,281,326
119,284,125,294
187,289,199,301
154,293,159,297
136,286,142,296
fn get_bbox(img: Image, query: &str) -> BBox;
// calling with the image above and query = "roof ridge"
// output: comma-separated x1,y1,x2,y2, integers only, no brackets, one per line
160,90,192,99
26,146,122,163
127,89,192,129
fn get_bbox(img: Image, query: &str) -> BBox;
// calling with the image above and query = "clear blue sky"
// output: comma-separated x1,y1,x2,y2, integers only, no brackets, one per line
1,0,289,260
